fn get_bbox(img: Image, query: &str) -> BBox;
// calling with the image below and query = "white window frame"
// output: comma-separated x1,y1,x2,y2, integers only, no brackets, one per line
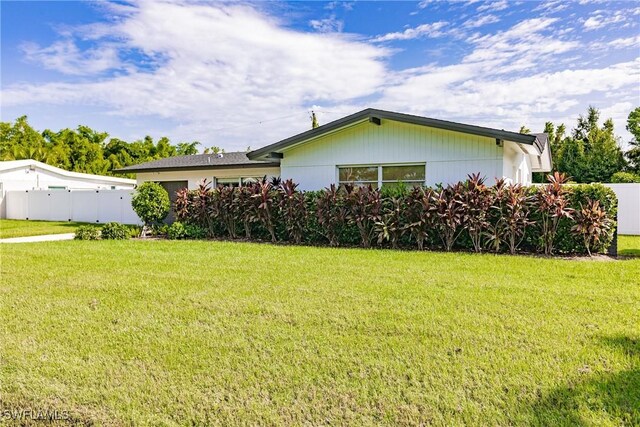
337,163,426,188
213,177,262,187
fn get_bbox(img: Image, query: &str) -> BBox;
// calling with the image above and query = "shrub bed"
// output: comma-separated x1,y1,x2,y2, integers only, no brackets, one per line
173,173,617,255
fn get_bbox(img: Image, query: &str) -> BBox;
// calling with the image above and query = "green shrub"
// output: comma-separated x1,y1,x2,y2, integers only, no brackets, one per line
167,222,187,240
101,222,130,240
74,225,101,240
167,222,206,240
610,171,640,183
132,182,170,236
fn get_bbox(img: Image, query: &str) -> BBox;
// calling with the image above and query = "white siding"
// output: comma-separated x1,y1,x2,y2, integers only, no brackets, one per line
280,120,505,190
502,141,532,185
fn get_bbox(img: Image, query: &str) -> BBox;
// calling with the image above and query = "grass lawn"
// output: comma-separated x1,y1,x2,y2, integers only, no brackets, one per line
1,241,638,425
619,235,640,257
0,219,88,239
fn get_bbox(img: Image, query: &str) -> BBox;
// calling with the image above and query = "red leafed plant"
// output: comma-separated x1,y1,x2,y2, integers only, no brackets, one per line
214,184,239,239
536,172,574,255
375,197,405,249
316,184,346,247
404,186,435,250
252,180,278,242
462,173,491,252
279,179,307,244
343,184,382,248
432,182,465,251
571,199,613,256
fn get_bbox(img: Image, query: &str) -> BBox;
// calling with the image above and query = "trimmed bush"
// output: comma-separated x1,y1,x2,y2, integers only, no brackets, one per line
74,225,100,240
611,171,640,183
172,176,618,255
101,222,130,240
132,182,170,237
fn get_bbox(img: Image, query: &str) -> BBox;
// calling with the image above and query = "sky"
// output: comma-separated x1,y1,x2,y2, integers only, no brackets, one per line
1,0,639,152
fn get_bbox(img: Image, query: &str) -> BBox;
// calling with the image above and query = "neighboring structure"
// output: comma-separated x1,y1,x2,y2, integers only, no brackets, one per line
604,183,640,235
117,108,552,194
0,159,135,218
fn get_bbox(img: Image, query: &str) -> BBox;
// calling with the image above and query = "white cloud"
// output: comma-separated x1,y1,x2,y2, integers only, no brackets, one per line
4,2,390,148
583,10,627,30
463,14,500,28
3,2,639,148
476,0,509,13
371,21,448,42
20,39,121,75
309,16,344,33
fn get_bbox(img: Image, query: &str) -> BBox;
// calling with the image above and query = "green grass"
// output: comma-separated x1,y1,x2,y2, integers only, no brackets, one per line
1,241,638,426
619,235,640,257
0,219,89,239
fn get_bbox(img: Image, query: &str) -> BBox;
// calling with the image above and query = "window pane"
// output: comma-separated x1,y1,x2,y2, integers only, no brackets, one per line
241,177,260,185
338,166,377,182
382,165,425,182
216,177,240,187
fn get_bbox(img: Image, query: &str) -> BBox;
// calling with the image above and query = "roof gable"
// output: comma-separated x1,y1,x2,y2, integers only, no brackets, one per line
248,108,546,159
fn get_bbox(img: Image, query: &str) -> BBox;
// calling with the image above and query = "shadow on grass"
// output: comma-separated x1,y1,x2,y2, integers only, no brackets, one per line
619,248,640,257
531,335,639,426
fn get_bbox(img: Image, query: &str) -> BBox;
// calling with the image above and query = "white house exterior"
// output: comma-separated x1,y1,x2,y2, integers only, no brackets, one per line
0,159,135,218
119,109,551,193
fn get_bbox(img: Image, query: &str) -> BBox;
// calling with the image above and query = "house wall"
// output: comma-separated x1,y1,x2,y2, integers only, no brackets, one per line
136,167,281,189
280,120,518,190
0,165,134,218
502,141,532,185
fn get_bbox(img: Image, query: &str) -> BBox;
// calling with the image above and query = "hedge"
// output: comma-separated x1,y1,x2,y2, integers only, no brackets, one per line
172,173,617,256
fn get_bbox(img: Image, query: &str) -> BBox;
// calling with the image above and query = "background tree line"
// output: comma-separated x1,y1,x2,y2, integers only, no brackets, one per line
2,106,639,182
523,106,640,183
0,116,222,178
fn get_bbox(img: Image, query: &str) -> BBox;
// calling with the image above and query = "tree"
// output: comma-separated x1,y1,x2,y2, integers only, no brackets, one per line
131,182,170,237
519,125,531,134
553,106,626,182
176,141,200,155
626,107,640,173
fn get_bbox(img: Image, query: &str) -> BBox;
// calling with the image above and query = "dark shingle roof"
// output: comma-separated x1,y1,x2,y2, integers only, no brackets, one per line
114,152,280,173
248,108,548,159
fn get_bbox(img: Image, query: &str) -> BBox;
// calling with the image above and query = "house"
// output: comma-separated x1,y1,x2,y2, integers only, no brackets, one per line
117,108,552,197
0,159,136,218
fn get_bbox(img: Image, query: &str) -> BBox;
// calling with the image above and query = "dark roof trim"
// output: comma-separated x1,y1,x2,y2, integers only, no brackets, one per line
248,108,545,159
113,162,280,174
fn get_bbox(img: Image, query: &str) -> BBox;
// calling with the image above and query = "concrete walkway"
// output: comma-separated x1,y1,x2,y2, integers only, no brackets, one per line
0,233,75,243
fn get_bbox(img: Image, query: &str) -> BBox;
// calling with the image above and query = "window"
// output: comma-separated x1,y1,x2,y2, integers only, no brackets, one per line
338,164,425,189
338,166,378,187
215,177,263,187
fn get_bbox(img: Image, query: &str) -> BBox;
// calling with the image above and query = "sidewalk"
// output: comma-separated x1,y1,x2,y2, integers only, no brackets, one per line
0,233,75,243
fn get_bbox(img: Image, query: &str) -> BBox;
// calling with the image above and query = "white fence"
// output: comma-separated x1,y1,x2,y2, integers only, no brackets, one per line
604,183,640,235
5,189,141,225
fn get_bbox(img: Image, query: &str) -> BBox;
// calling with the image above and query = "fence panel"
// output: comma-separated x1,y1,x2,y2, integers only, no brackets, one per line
604,183,640,235
5,190,141,225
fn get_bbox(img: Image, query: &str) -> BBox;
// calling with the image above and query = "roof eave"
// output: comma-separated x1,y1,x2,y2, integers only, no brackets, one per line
248,108,538,159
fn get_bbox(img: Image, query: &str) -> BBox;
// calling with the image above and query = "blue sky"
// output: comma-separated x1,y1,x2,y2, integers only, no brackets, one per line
2,0,639,151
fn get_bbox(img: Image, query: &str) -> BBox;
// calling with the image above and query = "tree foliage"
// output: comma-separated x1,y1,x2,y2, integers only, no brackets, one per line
132,182,170,236
0,116,204,177
543,106,628,183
